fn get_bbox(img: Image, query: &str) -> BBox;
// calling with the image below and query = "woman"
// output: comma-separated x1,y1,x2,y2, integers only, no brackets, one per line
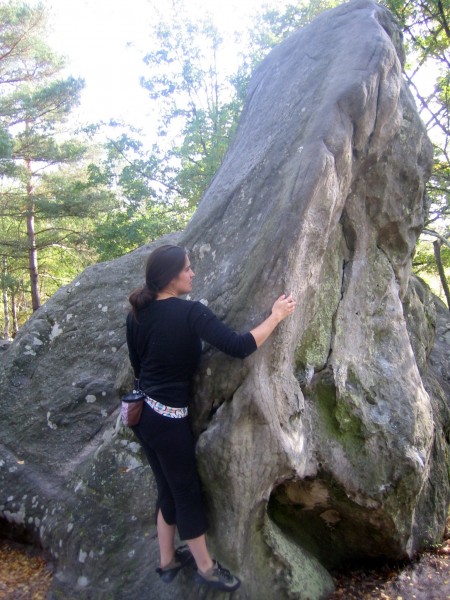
126,244,296,593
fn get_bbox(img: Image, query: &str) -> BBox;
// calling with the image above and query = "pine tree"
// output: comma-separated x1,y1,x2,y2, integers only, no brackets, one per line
0,2,111,332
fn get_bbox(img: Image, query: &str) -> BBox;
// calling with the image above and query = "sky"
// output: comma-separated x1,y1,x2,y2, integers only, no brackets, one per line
39,0,291,135
29,0,439,144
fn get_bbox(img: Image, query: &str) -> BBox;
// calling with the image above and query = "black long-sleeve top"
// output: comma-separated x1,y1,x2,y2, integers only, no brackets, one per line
126,297,257,408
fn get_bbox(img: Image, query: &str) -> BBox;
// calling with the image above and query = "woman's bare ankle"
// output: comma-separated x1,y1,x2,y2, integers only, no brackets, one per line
160,552,175,569
197,558,214,573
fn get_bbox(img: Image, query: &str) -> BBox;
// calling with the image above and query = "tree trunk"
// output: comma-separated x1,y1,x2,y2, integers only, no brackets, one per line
26,155,40,312
2,257,10,339
11,288,18,335
433,239,450,310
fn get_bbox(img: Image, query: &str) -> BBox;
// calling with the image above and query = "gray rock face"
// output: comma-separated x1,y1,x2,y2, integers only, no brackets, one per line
0,1,448,599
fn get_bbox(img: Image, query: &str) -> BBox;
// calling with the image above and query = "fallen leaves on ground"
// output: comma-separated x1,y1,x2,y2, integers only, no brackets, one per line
329,536,450,600
0,539,52,600
0,535,450,599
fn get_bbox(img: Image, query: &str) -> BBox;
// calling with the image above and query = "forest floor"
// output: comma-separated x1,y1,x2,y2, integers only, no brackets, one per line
0,532,449,599
0,539,52,599
329,542,450,600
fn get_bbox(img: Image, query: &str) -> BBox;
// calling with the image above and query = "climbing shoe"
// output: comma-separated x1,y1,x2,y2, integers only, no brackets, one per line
195,560,241,592
156,545,195,583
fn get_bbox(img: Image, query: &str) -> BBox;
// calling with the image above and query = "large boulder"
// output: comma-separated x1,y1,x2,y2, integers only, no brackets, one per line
1,1,448,598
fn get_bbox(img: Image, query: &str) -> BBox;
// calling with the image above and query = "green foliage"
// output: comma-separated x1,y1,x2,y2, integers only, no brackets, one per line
413,239,450,303
0,1,63,85
106,3,241,204
140,2,242,207
84,128,192,259
414,240,450,273
382,0,450,305
246,0,340,63
0,1,112,335
85,2,247,258
384,0,450,59
89,203,187,261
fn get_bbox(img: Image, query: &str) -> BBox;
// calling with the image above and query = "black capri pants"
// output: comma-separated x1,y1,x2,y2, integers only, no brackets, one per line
132,401,208,540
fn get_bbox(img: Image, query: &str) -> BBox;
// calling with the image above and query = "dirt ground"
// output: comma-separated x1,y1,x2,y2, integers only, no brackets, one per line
0,535,449,600
329,543,450,600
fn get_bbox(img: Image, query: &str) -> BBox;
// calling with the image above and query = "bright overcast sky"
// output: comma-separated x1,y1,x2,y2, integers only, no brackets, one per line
32,0,439,144
38,0,291,134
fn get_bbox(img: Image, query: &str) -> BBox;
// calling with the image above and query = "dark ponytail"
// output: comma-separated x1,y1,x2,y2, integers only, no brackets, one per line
128,286,155,317
129,245,187,318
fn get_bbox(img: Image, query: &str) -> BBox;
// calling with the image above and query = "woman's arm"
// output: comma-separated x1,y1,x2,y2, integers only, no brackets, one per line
189,303,257,358
250,294,296,347
189,294,296,357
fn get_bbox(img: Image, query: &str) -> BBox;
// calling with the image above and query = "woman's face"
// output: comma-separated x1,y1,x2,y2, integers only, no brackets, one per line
171,255,195,295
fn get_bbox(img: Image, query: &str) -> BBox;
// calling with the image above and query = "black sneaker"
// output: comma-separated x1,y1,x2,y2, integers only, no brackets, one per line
194,560,241,593
156,545,195,583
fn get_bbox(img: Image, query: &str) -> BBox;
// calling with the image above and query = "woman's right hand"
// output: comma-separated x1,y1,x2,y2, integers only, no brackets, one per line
271,294,297,323
250,293,297,348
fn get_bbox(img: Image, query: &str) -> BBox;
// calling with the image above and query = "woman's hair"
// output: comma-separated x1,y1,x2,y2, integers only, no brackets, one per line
129,245,187,317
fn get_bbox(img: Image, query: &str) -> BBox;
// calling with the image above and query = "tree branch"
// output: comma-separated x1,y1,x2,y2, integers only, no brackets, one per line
422,228,450,249
437,0,450,39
